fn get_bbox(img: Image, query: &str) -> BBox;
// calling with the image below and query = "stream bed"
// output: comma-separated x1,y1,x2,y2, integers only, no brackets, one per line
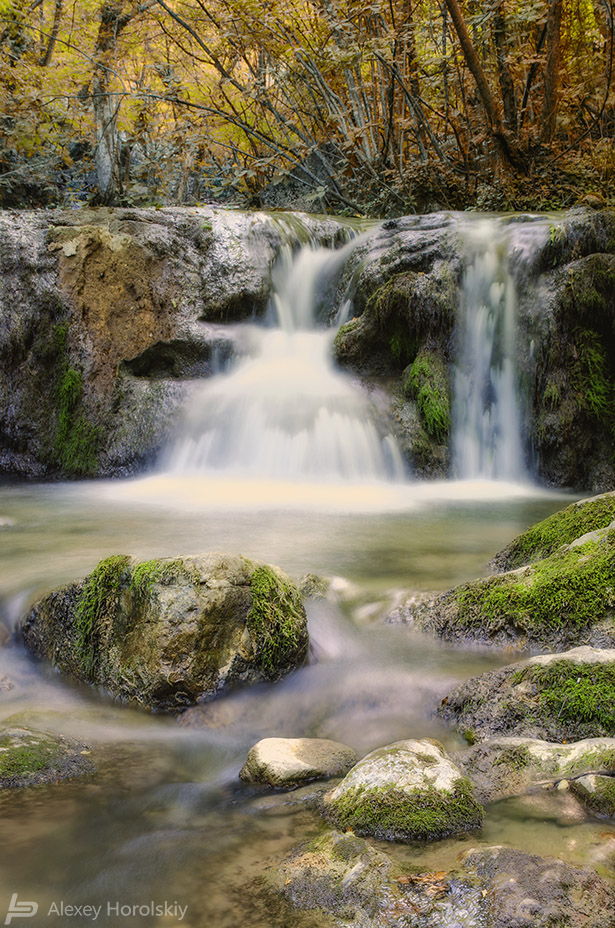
1,478,614,927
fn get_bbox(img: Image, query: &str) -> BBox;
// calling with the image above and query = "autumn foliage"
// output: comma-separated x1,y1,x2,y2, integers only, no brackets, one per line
0,0,613,213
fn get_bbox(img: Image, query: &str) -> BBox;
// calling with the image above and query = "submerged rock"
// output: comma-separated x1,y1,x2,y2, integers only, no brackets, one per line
391,518,615,649
0,725,93,788
277,830,614,928
279,829,394,924
323,738,484,842
21,553,308,711
440,647,615,742
240,737,358,788
462,846,615,928
456,735,615,804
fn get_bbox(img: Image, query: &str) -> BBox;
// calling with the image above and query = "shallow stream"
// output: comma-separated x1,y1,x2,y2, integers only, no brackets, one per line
1,479,614,928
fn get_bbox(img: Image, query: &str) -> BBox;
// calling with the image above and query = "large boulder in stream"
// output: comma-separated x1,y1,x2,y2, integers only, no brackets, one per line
391,492,615,650
21,553,308,711
323,738,484,841
440,647,615,743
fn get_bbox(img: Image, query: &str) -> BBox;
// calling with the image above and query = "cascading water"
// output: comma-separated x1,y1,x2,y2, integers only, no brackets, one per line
164,237,405,483
452,219,525,481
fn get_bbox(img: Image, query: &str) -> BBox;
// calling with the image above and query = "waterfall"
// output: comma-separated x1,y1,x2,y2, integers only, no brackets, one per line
164,238,405,483
452,219,525,481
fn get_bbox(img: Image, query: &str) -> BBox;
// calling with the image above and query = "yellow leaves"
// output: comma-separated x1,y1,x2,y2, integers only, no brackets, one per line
397,871,450,899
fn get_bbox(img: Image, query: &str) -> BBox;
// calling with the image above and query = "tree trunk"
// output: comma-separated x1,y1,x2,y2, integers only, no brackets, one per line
92,2,132,204
443,0,520,165
493,5,518,134
541,0,563,142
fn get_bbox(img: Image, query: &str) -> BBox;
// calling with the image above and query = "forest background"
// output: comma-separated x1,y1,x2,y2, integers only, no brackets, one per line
0,0,613,215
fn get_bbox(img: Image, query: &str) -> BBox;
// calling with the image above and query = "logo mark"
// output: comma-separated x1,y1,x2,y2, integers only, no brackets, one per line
5,895,38,925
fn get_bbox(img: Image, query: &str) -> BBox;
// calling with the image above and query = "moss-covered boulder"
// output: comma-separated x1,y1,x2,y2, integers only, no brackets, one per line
240,738,358,789
456,736,615,804
0,725,93,788
21,553,308,711
491,490,615,572
440,647,615,742
392,520,615,649
323,738,484,842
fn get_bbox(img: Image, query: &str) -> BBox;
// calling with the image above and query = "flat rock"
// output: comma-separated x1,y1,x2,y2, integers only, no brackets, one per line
0,725,94,788
323,738,484,841
240,737,358,788
440,647,615,741
456,736,615,803
462,846,615,928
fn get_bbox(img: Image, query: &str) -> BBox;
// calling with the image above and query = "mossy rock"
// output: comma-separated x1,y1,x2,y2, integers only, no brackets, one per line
456,735,615,803
402,348,451,442
21,553,308,711
570,773,615,817
440,647,615,742
323,738,484,842
491,490,615,572
0,726,94,788
395,524,615,650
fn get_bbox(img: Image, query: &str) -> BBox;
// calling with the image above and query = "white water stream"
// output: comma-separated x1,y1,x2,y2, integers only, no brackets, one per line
452,220,525,480
164,239,405,483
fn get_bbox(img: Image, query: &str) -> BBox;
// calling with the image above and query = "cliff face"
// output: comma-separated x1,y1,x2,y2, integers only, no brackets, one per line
334,208,615,491
1,205,615,490
0,207,341,478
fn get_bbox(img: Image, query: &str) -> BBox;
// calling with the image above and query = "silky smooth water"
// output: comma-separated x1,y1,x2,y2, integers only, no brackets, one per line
2,481,614,928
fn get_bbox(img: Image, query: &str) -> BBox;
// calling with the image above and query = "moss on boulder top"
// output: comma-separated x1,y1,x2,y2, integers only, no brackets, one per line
440,646,615,742
491,490,615,572
0,725,93,789
21,553,308,711
323,738,484,842
392,513,615,649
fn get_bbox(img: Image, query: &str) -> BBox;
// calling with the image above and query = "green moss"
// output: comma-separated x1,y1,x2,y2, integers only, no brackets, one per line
571,776,615,816
53,366,101,477
0,736,60,780
499,493,615,569
130,558,196,601
247,566,306,677
329,778,483,841
456,531,615,638
404,350,450,441
75,555,130,676
567,255,615,321
519,661,615,734
389,331,414,366
492,745,533,770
